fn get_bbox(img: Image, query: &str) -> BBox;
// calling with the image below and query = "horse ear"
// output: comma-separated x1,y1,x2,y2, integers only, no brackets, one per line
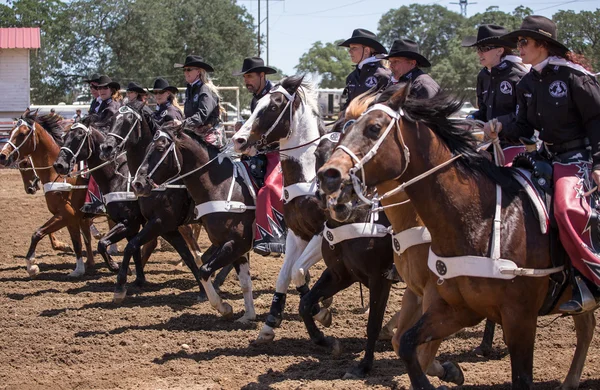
282,74,305,95
387,82,411,112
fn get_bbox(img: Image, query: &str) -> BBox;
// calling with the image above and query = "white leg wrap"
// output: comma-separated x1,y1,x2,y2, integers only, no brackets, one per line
25,257,40,277
291,234,322,287
69,257,85,277
275,231,308,293
236,261,256,322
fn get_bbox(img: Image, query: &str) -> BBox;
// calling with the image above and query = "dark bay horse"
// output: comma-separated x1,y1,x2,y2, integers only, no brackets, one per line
132,124,256,321
318,83,596,390
54,123,147,285
0,110,95,277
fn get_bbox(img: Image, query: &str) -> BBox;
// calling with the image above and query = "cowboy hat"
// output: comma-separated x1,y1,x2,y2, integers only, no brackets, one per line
149,78,179,95
502,15,569,53
174,55,215,72
461,24,516,48
126,82,147,94
233,57,277,76
379,39,431,68
95,75,120,90
83,73,100,83
338,29,388,54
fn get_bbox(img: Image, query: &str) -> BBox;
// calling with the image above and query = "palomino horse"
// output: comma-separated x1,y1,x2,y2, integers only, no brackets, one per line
17,157,73,252
0,110,96,277
132,123,256,322
318,83,596,389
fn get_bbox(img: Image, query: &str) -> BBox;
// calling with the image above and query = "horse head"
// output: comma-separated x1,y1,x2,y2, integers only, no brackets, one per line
232,75,306,155
317,83,412,215
54,123,94,175
100,102,147,161
17,158,41,194
0,109,41,166
132,123,183,197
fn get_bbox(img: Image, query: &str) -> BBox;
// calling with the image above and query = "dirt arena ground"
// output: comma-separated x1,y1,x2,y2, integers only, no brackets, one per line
0,168,598,389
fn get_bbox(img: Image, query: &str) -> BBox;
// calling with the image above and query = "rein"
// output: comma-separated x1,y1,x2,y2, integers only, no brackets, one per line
257,85,296,148
106,105,142,151
60,123,92,165
5,119,37,161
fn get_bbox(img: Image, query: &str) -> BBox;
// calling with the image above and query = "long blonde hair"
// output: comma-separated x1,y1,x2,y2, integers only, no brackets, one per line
111,88,123,102
199,68,221,100
167,92,183,112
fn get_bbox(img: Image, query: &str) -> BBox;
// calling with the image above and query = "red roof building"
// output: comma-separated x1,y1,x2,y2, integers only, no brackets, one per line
0,27,41,49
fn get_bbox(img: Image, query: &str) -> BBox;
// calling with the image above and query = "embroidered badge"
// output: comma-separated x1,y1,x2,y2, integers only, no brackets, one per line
283,189,289,200
549,80,567,98
365,76,377,88
193,94,199,102
326,230,334,242
435,260,447,276
393,238,401,253
161,110,167,117
498,61,508,69
328,132,340,143
500,81,512,95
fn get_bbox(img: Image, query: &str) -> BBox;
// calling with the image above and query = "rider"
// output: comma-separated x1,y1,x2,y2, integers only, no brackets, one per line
338,28,391,110
494,15,600,314
382,38,439,99
149,77,184,125
233,57,287,256
94,75,123,128
83,73,101,115
462,24,529,161
175,55,224,146
125,82,148,104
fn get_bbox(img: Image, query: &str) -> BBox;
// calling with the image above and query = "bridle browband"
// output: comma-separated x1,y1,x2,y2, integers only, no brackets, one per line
107,105,143,151
60,123,93,165
4,119,38,161
256,85,296,147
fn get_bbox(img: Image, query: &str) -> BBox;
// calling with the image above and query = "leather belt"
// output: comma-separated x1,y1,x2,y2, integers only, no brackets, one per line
545,138,589,154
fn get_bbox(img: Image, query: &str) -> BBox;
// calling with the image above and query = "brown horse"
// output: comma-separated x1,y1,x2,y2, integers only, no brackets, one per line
0,110,97,277
318,83,596,389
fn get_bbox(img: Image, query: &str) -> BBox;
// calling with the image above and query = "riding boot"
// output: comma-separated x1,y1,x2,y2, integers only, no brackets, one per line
559,273,600,314
265,292,286,328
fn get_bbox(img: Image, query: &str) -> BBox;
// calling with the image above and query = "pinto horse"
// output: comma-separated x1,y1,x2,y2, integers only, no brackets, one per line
0,110,95,277
132,124,256,322
318,83,596,390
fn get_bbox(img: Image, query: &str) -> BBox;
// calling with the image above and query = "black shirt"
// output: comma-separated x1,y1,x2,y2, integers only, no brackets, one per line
89,98,100,115
95,98,122,131
342,59,391,110
154,102,183,125
183,80,221,128
250,79,273,113
507,63,600,168
396,67,440,100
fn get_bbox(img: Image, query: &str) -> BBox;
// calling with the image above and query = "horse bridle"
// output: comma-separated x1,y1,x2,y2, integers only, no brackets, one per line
107,106,142,151
334,104,410,205
4,119,38,161
134,130,182,187
60,123,93,166
256,85,296,147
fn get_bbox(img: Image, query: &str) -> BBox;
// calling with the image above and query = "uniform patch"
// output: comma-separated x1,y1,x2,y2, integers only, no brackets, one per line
498,61,508,69
365,76,377,88
328,132,340,143
193,94,199,102
500,81,512,95
161,110,167,117
549,80,567,98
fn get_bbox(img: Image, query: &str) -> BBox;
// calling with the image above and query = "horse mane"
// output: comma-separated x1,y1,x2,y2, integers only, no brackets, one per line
127,99,158,134
279,75,326,136
346,90,378,120
22,110,64,146
382,83,519,191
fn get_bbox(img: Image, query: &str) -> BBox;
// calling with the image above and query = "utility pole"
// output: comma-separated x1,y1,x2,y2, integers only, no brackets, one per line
450,0,476,17
267,0,269,65
257,0,261,56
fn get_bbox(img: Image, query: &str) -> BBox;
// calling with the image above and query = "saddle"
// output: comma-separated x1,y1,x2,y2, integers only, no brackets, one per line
513,151,569,315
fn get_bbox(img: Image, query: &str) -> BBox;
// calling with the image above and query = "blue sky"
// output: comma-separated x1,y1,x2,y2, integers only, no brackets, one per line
239,0,599,75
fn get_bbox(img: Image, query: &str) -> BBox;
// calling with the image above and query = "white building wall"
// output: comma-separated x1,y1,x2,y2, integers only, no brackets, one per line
0,49,30,117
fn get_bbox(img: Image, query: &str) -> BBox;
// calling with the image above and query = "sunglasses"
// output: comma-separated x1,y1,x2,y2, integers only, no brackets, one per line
517,38,529,48
476,45,499,53
90,85,99,90
183,68,197,72
153,90,166,95
97,85,110,90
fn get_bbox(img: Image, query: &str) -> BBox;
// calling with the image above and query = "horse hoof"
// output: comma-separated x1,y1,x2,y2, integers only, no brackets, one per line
107,245,119,256
235,313,256,324
113,289,127,304
220,302,233,319
133,278,145,288
441,361,464,386
69,268,85,278
27,265,40,278
107,262,120,273
253,325,275,345
315,307,332,328
330,338,342,357
474,344,492,357
378,326,394,341
197,291,208,302
322,296,333,308
342,364,367,379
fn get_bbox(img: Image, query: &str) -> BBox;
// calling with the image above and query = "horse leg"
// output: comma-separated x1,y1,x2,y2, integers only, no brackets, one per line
399,298,481,390
474,320,496,357
140,238,157,269
345,277,393,379
233,253,256,323
48,232,72,252
178,224,203,266
557,312,596,390
500,309,538,390
107,218,119,255
78,217,95,269
162,232,232,317
256,230,308,344
25,214,70,277
65,222,85,277
389,288,422,347
291,235,330,327
299,268,349,355
98,222,129,273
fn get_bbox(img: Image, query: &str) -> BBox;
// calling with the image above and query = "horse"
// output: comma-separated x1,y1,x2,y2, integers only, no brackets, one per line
17,157,73,252
318,83,596,390
0,109,96,277
98,101,230,301
131,123,256,322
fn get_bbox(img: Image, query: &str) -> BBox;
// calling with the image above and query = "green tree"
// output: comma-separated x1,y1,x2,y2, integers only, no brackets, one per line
295,40,354,88
553,9,600,71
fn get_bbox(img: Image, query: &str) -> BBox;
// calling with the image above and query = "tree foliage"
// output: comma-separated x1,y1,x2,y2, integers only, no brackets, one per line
295,40,354,88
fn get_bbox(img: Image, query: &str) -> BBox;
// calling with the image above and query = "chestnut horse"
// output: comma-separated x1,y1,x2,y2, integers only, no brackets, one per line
0,110,96,277
318,83,596,389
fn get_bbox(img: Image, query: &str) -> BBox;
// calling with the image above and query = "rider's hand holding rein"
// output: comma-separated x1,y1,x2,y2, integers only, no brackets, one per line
483,120,502,140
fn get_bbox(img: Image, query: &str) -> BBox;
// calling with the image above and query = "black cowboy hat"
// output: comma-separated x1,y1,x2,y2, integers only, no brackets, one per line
149,77,179,95
338,28,388,55
233,57,277,76
174,55,215,72
461,24,516,48
379,39,431,68
126,82,147,94
95,75,121,90
83,73,100,83
502,15,569,53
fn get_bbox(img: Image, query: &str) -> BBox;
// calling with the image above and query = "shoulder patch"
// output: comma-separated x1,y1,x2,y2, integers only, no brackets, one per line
193,94,199,102
365,76,377,88
549,80,567,98
161,110,167,117
500,81,513,95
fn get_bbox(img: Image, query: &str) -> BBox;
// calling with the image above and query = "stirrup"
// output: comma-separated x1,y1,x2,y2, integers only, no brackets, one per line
559,276,600,314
